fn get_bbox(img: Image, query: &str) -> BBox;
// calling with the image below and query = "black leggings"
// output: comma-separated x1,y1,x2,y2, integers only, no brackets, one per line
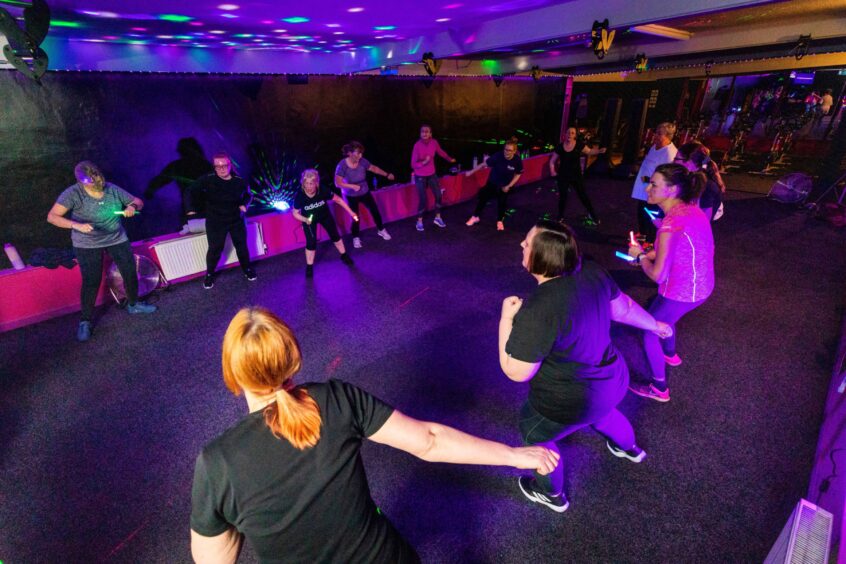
303,214,341,250
75,241,138,321
557,174,598,220
347,192,384,236
206,218,251,275
473,182,508,221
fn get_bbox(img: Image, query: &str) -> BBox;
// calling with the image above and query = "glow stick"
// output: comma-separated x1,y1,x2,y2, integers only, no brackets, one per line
616,251,636,262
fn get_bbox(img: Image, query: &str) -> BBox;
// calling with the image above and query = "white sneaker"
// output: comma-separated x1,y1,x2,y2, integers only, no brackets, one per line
353,237,362,248
377,229,392,241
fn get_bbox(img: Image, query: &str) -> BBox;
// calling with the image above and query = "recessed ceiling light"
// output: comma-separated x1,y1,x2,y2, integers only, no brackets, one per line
79,10,119,18
210,30,225,34
333,31,344,35
221,13,238,19
282,16,309,23
273,29,288,33
374,25,395,31
217,4,239,10
326,23,341,28
348,7,365,13
436,18,450,23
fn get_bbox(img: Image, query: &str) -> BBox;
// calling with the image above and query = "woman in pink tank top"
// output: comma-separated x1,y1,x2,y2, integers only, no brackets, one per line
626,163,715,402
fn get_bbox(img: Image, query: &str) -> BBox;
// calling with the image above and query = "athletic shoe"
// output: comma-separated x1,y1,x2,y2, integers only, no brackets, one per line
77,321,92,342
353,237,362,249
340,253,354,266
416,220,424,232
664,354,682,366
496,221,505,231
466,216,480,226
433,217,446,228
582,216,600,228
244,268,257,281
377,228,392,241
127,301,157,314
305,264,314,278
606,441,647,463
517,476,569,513
203,274,215,289
629,382,670,403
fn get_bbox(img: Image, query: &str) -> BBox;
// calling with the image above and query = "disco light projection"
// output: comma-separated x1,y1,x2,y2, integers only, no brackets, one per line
250,147,302,213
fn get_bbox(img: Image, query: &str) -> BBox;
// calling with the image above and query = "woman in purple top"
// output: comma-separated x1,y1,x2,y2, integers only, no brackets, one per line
411,125,455,231
334,141,395,249
627,163,715,402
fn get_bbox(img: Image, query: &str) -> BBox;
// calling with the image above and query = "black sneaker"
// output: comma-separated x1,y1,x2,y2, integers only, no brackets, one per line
305,264,314,278
203,274,215,289
244,268,257,281
517,476,569,513
340,253,354,266
606,440,646,463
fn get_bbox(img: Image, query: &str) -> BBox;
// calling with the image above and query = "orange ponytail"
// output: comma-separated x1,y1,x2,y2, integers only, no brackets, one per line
222,307,321,450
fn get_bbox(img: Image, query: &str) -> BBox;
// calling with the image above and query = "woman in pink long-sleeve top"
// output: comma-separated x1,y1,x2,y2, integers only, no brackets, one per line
411,125,455,231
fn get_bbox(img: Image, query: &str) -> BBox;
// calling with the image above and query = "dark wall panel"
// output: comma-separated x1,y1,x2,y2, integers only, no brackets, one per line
0,72,563,264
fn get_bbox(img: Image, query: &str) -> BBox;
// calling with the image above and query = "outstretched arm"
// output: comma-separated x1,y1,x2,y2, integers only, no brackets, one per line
610,292,672,338
369,410,559,475
367,164,395,182
332,194,358,220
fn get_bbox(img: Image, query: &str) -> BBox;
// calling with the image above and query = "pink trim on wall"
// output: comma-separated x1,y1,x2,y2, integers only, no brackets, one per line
0,155,550,333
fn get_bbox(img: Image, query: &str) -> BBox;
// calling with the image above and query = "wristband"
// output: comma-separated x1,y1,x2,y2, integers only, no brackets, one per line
636,252,646,265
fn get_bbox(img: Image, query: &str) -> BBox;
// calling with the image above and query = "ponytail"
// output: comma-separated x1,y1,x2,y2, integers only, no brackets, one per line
654,163,706,204
222,307,322,450
265,387,321,449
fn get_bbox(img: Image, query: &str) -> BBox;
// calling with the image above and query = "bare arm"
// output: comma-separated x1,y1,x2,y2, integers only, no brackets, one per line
191,528,243,564
368,410,559,474
335,174,361,192
292,207,311,224
548,152,559,175
332,194,358,219
367,164,395,181
610,292,672,337
582,146,606,156
47,202,93,233
638,230,673,284
502,173,522,192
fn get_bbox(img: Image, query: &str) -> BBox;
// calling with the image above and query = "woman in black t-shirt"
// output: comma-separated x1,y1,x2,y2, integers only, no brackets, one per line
548,127,606,226
191,307,559,562
292,169,358,278
499,220,672,513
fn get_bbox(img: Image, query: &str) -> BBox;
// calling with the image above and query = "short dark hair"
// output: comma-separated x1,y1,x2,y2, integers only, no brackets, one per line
653,163,706,204
212,152,231,162
505,136,519,149
341,141,365,156
528,220,581,277
74,161,103,184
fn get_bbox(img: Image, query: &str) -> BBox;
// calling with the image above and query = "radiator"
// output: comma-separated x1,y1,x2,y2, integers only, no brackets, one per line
151,221,267,281
765,499,832,564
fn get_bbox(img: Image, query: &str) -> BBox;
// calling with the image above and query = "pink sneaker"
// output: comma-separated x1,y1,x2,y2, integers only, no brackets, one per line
664,354,682,367
629,382,670,403
496,221,505,231
466,216,480,226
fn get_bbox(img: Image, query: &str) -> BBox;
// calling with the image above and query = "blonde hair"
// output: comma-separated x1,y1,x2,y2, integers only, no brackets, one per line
222,307,321,450
300,169,320,192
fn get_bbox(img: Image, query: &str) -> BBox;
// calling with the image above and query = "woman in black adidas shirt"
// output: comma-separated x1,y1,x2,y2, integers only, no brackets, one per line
190,307,559,563
292,169,358,278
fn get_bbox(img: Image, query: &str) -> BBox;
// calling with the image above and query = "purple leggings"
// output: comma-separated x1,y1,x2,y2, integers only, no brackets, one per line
644,294,707,385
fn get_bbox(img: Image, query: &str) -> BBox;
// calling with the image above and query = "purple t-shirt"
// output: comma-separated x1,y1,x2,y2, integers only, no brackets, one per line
335,157,371,197
656,204,715,302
